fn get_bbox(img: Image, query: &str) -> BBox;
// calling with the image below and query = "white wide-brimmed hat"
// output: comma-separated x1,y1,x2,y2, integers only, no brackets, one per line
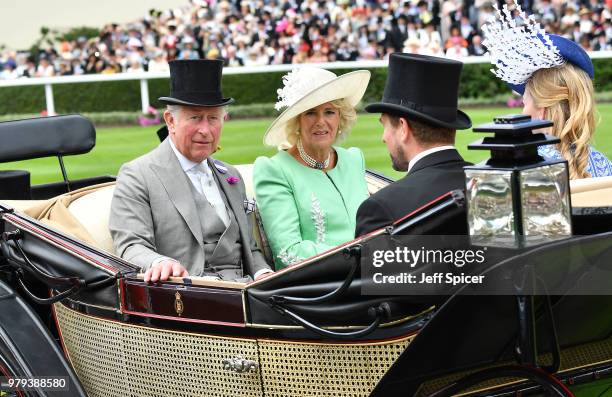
263,67,370,148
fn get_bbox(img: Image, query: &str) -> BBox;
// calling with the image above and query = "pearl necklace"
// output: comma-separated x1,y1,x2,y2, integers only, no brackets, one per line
297,139,330,170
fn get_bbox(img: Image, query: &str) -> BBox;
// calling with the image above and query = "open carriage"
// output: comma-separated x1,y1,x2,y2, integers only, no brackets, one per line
0,115,611,397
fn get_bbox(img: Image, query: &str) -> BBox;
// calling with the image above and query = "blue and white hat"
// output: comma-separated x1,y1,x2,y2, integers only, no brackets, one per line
482,1,594,95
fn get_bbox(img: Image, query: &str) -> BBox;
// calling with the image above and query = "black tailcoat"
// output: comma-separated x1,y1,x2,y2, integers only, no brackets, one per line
355,149,472,236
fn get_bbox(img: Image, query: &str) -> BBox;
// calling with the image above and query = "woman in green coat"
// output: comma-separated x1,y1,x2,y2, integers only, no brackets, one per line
254,67,371,269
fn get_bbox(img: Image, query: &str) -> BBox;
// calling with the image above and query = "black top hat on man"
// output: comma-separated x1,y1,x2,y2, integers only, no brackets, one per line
366,53,471,130
158,60,234,107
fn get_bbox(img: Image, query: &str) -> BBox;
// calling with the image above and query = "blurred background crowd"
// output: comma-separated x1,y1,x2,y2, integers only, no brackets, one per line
1,0,612,79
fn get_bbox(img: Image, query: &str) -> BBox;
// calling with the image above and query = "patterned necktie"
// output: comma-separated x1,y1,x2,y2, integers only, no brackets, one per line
193,163,230,227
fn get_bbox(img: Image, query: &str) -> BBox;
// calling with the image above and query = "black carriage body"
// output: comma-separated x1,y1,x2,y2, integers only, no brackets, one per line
0,279,86,397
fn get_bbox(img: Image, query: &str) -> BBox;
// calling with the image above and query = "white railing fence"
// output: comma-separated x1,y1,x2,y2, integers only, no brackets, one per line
1,52,612,115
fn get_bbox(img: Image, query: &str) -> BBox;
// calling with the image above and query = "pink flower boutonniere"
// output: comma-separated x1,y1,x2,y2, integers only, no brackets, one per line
226,176,240,185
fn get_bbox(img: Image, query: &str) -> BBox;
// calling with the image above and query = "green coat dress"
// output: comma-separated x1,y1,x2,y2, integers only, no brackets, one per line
253,147,369,269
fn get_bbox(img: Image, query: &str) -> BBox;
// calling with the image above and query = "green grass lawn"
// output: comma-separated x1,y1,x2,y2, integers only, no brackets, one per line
2,104,612,184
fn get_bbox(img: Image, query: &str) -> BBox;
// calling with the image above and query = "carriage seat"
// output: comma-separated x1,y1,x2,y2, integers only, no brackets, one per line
235,164,255,197
569,176,612,207
67,184,116,253
0,199,49,213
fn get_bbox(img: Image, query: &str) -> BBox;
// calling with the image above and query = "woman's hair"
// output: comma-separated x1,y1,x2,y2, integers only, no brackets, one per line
526,62,596,179
284,98,357,147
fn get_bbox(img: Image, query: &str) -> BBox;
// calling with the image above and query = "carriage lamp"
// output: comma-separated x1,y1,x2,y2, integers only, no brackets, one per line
465,115,572,249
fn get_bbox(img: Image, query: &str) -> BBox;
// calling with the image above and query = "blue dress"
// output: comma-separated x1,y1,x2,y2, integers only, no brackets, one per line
538,145,612,177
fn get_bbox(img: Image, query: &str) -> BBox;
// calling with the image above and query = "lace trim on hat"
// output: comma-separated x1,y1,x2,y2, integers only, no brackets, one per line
275,68,325,111
482,0,564,85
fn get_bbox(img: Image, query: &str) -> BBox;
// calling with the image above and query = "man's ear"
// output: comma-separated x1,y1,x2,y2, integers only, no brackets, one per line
163,110,175,134
398,117,413,143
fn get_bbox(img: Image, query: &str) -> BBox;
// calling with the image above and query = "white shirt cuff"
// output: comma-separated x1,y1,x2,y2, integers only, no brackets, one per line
150,256,174,268
253,269,274,279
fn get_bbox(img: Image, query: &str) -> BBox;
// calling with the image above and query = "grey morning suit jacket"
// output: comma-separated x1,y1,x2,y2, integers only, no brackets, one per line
109,139,270,278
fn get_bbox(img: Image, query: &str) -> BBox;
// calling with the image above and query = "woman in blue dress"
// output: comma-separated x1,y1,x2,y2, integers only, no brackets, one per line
482,1,612,178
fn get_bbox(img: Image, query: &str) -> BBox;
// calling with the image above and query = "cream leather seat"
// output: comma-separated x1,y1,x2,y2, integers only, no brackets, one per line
235,164,255,198
67,185,116,254
569,176,612,207
0,200,47,213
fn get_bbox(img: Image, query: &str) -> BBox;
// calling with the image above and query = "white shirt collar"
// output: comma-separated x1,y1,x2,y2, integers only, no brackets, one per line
407,145,455,173
168,137,211,174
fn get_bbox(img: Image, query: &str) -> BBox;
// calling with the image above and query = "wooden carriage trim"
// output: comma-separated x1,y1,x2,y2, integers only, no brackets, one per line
137,275,247,289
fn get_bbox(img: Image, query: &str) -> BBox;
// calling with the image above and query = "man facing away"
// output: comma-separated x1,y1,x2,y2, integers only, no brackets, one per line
110,60,272,282
355,53,473,237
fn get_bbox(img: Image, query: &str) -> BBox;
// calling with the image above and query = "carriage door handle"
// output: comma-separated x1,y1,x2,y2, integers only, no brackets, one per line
222,356,259,373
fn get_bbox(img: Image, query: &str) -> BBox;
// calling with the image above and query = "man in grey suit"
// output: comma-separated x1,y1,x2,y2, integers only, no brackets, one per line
110,60,272,283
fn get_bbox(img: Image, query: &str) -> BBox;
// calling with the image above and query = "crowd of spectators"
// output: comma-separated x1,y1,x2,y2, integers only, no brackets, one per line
1,0,612,80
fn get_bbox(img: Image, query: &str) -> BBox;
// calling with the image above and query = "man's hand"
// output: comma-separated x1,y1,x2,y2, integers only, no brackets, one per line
144,260,189,283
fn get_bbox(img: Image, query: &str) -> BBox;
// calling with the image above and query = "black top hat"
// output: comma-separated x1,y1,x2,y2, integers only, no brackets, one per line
365,53,471,130
158,60,234,107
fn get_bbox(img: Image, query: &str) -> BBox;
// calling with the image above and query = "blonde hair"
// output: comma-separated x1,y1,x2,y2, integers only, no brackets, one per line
284,98,357,147
526,63,596,179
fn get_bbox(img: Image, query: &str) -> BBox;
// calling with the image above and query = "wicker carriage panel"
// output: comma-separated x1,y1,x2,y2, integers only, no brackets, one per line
55,303,262,397
55,303,415,396
258,336,413,397
559,336,612,370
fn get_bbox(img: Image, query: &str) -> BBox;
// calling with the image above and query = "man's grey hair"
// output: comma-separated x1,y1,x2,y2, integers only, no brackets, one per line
166,104,181,117
166,104,229,118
